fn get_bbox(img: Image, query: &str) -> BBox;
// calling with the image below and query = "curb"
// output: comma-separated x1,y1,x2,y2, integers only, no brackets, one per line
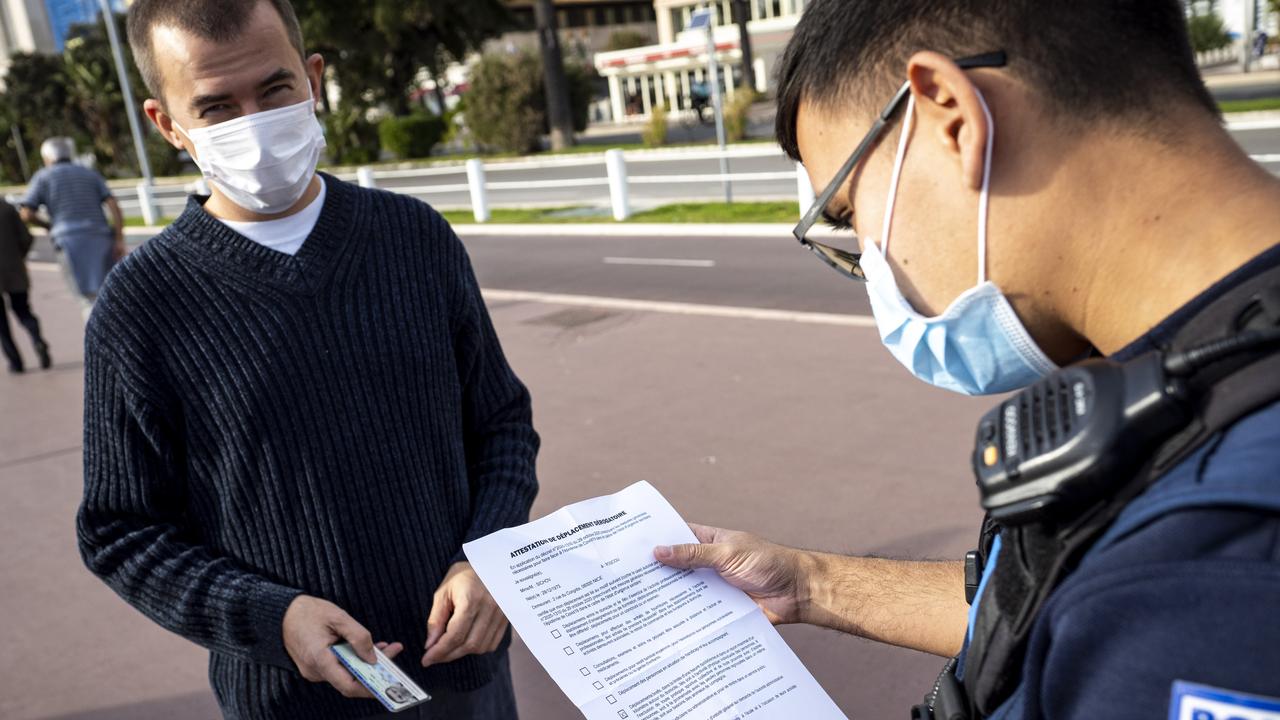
452,223,840,238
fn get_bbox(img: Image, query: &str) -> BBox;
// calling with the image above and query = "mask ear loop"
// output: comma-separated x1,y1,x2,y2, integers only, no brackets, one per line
878,95,916,258
975,88,995,285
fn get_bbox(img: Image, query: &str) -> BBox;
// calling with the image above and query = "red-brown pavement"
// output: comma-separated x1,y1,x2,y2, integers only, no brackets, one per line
1,260,996,719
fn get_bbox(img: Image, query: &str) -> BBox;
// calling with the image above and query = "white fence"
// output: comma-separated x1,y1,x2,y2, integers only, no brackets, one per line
344,145,813,223
113,119,1280,224
113,145,814,223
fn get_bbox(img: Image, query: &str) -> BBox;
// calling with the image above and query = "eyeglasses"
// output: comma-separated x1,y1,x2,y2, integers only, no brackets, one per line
791,51,1009,282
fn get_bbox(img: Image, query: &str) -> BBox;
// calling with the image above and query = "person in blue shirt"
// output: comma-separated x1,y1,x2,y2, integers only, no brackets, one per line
19,137,125,321
654,1,1280,717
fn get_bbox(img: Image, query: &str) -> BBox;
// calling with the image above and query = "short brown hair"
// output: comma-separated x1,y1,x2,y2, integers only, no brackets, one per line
127,0,306,102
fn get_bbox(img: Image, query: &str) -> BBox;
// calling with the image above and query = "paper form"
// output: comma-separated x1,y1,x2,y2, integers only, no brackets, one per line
464,481,848,720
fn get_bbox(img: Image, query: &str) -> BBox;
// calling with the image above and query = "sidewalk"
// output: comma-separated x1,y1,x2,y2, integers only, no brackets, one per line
0,246,994,719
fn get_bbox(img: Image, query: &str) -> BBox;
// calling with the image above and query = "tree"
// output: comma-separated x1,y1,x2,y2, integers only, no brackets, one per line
534,0,575,150
731,0,756,93
62,14,183,177
293,0,511,115
0,53,78,180
1187,11,1231,52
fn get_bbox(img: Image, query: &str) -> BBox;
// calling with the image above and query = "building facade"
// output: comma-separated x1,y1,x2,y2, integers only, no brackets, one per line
594,0,805,122
0,0,127,76
499,0,659,62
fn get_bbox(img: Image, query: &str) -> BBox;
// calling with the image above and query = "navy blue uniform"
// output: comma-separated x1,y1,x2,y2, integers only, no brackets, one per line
968,245,1280,718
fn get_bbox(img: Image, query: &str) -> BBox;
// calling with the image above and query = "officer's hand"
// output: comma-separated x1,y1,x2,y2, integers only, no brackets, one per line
655,524,810,625
282,595,403,699
422,561,508,667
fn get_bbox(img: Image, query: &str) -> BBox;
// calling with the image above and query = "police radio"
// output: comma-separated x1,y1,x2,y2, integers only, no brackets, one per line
973,327,1280,524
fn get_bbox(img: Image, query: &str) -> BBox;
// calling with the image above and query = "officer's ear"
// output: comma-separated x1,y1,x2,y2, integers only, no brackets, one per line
905,51,991,192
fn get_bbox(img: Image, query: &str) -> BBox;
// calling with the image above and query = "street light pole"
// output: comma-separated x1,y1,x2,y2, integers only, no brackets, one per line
98,0,157,224
703,17,732,204
1241,0,1256,72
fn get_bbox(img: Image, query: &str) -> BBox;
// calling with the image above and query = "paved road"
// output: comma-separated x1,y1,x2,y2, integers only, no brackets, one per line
463,232,873,316
112,121,1280,217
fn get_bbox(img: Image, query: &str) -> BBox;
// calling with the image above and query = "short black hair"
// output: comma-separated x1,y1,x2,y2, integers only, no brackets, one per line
775,0,1218,161
127,0,306,102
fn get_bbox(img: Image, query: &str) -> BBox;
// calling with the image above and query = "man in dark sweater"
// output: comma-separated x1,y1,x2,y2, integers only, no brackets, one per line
76,1,539,718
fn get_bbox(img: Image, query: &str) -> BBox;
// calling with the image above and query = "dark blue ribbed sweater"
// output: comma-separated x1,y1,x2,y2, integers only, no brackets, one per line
76,175,540,719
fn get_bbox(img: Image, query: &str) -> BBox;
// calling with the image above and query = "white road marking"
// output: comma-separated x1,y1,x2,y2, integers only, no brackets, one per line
603,257,716,268
481,288,877,328
1229,118,1280,131
29,262,59,272
1253,153,1280,163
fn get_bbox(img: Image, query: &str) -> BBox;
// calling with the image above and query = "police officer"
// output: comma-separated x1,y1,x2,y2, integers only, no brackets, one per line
655,1,1280,716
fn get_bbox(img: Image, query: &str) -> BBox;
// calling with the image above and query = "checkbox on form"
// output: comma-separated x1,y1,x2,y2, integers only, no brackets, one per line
564,646,574,655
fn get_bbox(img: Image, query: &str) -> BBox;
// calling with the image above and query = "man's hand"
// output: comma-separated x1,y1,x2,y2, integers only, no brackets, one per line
111,236,126,262
655,523,812,625
282,595,404,699
422,561,508,667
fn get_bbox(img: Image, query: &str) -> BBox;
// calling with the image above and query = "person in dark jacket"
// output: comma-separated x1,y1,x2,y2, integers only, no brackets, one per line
654,1,1280,718
0,199,50,373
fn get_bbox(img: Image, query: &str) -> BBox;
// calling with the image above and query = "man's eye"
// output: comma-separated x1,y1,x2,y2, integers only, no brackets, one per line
265,84,291,97
199,104,231,119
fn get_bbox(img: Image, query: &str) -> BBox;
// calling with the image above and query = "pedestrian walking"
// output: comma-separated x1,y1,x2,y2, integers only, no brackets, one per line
0,198,50,373
19,137,125,321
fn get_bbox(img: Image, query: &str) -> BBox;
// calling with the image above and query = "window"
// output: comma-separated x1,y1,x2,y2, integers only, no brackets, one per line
567,7,586,27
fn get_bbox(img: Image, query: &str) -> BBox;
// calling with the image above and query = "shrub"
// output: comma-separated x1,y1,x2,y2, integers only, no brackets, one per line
378,113,446,160
323,104,380,166
1187,13,1231,53
467,51,546,153
466,50,597,153
724,87,759,143
643,103,668,148
604,31,651,52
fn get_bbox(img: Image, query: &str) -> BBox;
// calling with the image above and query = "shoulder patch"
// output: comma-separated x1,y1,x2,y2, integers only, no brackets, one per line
1171,681,1280,720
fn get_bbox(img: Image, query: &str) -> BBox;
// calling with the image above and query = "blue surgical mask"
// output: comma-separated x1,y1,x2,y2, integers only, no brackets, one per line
860,90,1057,395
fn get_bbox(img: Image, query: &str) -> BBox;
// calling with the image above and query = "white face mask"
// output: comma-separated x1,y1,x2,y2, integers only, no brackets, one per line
174,95,325,215
860,89,1058,396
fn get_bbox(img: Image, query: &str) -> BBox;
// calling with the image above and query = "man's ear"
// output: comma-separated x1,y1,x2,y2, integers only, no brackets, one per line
305,53,326,108
144,99,186,150
905,51,990,191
